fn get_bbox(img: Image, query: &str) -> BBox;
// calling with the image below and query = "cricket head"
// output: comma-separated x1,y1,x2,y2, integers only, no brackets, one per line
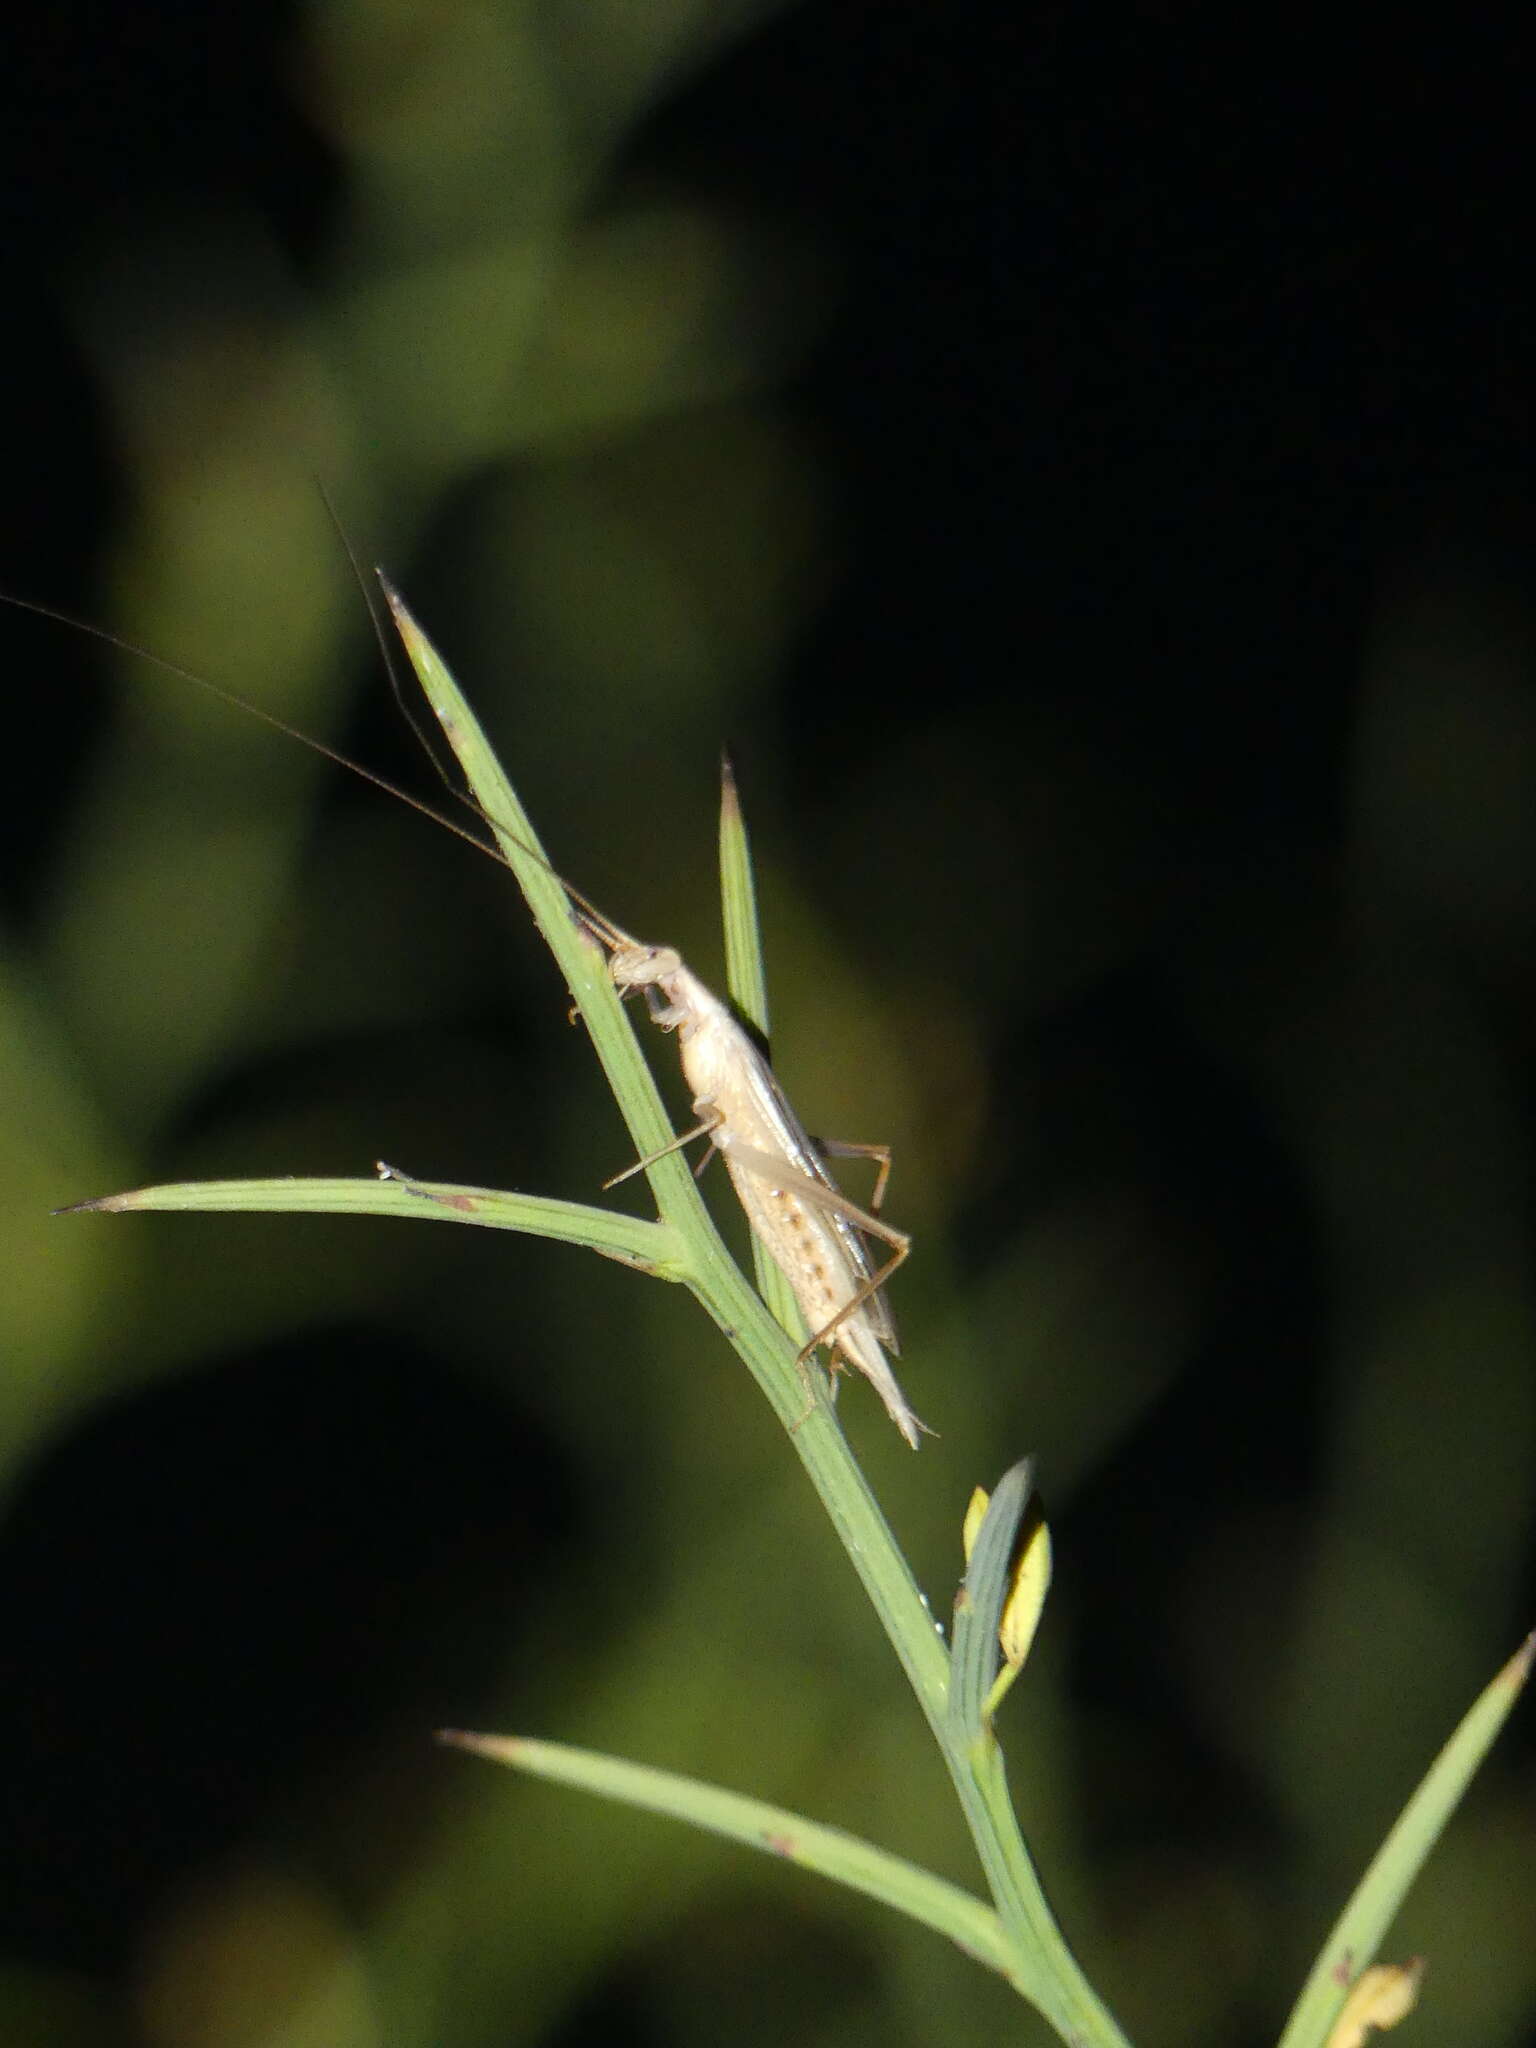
609,942,683,992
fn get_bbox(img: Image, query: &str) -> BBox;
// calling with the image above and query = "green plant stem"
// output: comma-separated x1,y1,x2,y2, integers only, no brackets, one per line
688,1227,1126,2041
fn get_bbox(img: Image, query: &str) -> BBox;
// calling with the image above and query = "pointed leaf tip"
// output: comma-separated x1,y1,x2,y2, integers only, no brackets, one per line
55,1190,131,1214
437,1728,524,1764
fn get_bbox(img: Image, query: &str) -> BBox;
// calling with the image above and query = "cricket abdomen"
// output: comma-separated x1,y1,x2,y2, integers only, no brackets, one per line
666,962,925,1448
722,1155,924,1449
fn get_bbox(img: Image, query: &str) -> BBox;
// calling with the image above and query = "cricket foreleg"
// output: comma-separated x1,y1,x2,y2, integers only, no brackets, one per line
640,985,685,1031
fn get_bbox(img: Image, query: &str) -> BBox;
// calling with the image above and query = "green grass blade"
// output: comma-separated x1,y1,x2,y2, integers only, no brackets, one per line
380,578,688,1210
717,754,769,1035
715,755,804,1340
440,1729,1016,1984
1276,1632,1535,2048
63,1174,680,1272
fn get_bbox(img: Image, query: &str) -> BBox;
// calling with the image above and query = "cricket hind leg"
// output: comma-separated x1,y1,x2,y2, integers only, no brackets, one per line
794,1232,910,1370
815,1137,894,1216
720,1142,911,1366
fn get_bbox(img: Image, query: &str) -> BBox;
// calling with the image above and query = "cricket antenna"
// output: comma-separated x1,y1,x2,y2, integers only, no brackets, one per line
373,572,645,960
319,496,643,956
315,485,476,824
0,580,507,872
0,527,638,950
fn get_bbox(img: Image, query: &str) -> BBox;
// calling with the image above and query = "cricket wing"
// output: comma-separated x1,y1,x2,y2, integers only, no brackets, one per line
733,1056,901,1352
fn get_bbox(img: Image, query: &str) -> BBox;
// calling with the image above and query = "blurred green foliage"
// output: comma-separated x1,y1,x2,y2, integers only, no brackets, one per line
4,1,1536,2045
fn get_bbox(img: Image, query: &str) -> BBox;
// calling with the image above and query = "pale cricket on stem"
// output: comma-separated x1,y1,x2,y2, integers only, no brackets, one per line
6,569,926,1447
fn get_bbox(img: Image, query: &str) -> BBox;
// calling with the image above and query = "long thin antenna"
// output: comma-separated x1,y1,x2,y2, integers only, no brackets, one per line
0,573,638,952
2,585,505,869
316,485,474,820
316,492,635,950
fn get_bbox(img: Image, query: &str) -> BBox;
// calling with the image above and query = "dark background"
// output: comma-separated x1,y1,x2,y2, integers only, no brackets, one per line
1,5,1533,2046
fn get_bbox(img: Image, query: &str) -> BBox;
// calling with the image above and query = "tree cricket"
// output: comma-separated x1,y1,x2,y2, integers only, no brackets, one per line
6,573,925,1448
584,918,924,1449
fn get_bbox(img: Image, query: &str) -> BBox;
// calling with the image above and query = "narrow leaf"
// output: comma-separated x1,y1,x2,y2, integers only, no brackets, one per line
1277,1633,1533,2048
379,579,688,1207
716,755,803,1338
63,1173,680,1272
440,1729,1015,1982
718,753,769,1036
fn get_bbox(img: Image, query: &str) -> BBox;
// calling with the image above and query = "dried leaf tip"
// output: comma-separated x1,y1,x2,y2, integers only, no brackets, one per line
436,1728,523,1764
719,750,741,819
54,1190,130,1215
1324,1959,1424,2048
376,571,419,646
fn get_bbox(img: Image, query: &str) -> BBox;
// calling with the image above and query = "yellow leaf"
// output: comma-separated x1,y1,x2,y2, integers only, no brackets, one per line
1325,1959,1425,2048
999,1518,1052,1671
962,1486,990,1563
